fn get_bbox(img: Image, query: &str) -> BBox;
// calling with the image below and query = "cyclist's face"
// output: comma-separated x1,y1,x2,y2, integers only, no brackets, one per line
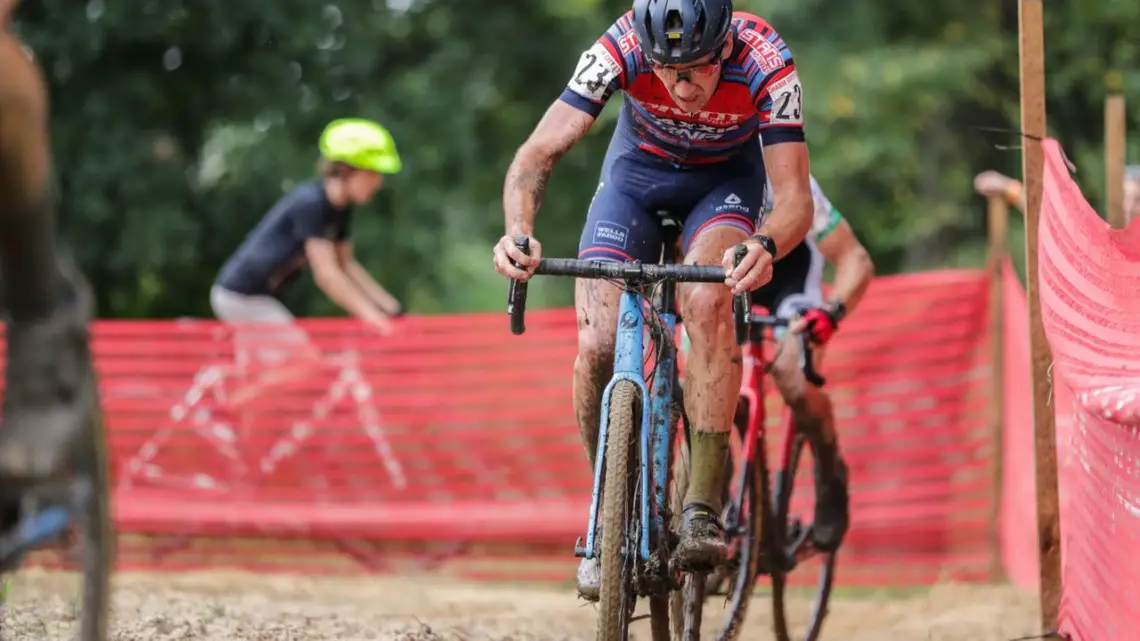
651,41,730,113
346,169,383,204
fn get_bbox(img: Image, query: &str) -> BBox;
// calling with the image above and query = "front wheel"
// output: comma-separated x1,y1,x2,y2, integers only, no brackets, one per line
0,371,113,641
596,380,639,641
770,432,835,641
76,380,114,641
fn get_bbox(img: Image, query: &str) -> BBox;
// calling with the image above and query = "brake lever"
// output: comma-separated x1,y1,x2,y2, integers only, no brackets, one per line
507,236,531,335
731,245,750,345
797,326,826,387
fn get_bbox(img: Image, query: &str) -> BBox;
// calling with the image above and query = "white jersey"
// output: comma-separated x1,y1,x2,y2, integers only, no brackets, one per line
756,173,848,319
761,174,844,245
681,176,850,358
680,175,847,354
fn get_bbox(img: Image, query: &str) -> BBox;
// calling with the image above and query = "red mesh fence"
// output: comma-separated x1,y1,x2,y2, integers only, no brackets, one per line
743,270,997,585
2,269,998,585
999,257,1078,590
1034,139,1140,641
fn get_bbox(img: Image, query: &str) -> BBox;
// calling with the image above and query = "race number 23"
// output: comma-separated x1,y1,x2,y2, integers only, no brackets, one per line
569,43,621,100
768,71,803,124
775,84,801,120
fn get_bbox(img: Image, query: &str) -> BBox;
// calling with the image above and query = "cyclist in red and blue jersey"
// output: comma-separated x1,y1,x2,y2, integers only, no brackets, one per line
492,0,848,600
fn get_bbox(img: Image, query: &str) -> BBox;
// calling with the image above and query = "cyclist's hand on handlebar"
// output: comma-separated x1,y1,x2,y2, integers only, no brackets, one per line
722,239,774,295
791,306,840,345
494,234,542,281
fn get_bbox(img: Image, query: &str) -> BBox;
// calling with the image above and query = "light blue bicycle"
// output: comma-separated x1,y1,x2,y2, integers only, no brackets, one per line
507,212,762,641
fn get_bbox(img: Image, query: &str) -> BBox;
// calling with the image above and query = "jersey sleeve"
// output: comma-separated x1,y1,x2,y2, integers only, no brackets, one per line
808,176,844,243
761,173,844,243
737,22,805,147
289,191,339,243
558,16,634,117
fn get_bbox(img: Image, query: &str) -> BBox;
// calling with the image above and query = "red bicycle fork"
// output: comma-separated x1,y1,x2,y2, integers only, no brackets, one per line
734,327,820,570
737,334,796,471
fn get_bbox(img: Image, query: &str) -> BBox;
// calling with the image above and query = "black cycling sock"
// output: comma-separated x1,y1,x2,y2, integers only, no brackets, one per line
0,197,62,322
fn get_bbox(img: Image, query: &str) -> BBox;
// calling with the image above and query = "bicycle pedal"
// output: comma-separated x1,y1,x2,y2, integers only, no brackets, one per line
786,520,813,562
786,517,804,540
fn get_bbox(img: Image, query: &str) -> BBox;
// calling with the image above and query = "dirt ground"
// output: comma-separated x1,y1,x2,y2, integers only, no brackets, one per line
1,569,1040,640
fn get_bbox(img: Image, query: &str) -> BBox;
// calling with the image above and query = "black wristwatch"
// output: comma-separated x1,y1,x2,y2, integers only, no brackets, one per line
749,233,777,259
828,300,847,322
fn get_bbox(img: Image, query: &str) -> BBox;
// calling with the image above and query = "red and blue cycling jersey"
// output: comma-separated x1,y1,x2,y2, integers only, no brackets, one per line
559,11,805,165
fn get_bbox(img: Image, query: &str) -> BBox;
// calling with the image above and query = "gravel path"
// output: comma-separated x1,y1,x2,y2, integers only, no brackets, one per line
1,569,1040,640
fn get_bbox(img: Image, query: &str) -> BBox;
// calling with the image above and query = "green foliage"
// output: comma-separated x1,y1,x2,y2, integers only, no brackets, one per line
11,0,1140,318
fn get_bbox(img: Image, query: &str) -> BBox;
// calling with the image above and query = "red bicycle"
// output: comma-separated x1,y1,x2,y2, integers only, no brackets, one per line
669,301,836,641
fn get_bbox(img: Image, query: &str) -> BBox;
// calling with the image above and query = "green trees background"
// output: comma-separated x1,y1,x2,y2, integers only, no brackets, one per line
12,0,1140,318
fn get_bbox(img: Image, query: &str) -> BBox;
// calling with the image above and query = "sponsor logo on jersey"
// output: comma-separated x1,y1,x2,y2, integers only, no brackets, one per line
738,29,784,74
715,192,751,214
639,101,747,125
650,117,743,142
593,222,628,249
617,31,639,56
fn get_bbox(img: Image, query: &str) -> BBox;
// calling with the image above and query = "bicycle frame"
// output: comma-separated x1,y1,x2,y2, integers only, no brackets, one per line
724,314,781,542
505,231,750,574
736,317,773,472
580,287,677,563
732,309,824,565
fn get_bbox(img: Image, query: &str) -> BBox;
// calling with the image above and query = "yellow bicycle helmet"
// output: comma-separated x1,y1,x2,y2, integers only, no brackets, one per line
318,118,402,174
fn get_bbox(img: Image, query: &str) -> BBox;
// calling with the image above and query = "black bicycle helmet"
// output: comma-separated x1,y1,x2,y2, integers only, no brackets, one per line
631,0,733,65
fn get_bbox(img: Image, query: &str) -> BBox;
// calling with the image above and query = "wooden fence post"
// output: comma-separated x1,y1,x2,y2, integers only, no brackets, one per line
987,194,1009,581
1105,94,1126,228
1019,0,1062,630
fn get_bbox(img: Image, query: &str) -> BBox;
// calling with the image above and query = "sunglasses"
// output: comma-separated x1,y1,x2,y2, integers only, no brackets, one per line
649,57,723,82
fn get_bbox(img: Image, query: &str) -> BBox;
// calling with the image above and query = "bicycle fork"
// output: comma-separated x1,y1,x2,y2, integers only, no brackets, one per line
575,291,676,565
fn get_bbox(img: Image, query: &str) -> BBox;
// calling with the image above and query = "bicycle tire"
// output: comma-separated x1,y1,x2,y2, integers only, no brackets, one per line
18,371,115,640
669,409,767,641
676,571,704,641
71,370,114,641
649,594,671,641
668,436,700,641
0,260,111,641
770,432,835,641
597,380,639,641
718,432,768,641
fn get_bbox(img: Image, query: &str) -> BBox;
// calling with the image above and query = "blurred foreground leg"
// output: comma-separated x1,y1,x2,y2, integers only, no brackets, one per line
0,10,95,482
